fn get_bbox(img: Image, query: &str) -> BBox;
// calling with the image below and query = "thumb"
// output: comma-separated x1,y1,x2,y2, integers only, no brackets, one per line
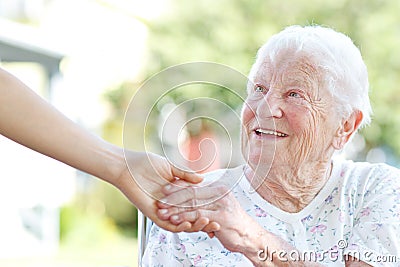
171,165,203,184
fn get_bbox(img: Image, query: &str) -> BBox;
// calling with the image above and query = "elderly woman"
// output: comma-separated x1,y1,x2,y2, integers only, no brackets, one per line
143,25,400,266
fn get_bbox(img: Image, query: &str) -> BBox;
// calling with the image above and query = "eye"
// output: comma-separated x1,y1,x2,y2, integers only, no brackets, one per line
288,91,301,98
254,84,266,93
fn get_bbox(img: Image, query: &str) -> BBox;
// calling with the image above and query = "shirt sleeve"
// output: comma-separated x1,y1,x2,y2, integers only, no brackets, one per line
344,164,400,266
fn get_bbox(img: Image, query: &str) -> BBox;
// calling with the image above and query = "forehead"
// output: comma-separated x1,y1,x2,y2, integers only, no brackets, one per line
254,49,324,91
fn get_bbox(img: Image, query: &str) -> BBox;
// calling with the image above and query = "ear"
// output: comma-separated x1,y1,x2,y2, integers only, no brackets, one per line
332,110,363,150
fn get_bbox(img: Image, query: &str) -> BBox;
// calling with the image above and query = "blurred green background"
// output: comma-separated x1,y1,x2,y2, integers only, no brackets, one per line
0,0,399,266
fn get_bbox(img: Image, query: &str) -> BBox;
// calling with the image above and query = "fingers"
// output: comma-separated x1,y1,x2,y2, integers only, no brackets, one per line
203,221,220,232
156,178,228,237
157,206,190,220
205,222,221,238
161,180,193,195
191,217,210,231
160,183,228,208
156,220,192,233
157,204,210,224
155,219,219,236
168,209,220,228
188,218,220,234
170,210,201,224
175,221,192,232
157,206,221,238
171,165,203,183
176,217,220,236
207,232,215,238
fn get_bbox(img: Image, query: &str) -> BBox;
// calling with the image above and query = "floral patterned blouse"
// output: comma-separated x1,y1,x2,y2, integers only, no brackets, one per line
142,159,400,266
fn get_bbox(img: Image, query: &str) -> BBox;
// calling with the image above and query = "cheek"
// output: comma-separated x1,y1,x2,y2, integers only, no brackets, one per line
241,104,254,125
287,108,314,135
289,107,333,160
240,104,259,164
287,109,320,156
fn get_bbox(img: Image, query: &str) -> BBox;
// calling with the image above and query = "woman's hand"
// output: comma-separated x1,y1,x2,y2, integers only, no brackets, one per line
114,151,215,233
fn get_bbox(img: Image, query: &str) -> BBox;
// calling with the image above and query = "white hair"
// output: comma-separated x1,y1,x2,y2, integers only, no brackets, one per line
248,25,372,128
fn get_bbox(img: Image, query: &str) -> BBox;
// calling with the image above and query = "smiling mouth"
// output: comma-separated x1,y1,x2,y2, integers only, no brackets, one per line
254,128,288,137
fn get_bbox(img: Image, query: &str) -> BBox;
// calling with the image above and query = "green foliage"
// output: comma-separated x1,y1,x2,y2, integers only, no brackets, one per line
58,201,137,266
94,180,138,236
104,0,400,163
103,82,138,117
59,197,117,245
60,181,137,242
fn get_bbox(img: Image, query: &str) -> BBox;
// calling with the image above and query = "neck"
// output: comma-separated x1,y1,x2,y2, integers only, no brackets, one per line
246,160,332,213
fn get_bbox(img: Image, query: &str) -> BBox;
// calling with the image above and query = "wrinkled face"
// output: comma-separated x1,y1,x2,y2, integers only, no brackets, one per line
241,49,341,175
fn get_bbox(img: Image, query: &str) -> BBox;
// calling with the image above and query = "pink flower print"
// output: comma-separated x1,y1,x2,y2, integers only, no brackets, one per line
310,224,327,234
159,233,167,244
360,207,371,217
194,255,202,265
255,205,267,217
178,243,186,254
315,252,322,260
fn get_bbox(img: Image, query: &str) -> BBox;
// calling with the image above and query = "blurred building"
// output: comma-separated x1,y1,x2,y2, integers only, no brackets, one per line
0,17,75,257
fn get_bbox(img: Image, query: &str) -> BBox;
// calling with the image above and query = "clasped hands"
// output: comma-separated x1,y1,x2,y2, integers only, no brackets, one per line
156,180,260,253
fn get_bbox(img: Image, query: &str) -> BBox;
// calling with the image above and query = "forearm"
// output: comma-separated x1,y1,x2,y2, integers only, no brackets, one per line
0,67,124,184
0,68,205,232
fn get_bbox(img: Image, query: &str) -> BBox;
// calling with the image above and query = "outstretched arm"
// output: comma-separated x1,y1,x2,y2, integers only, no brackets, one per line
0,67,206,232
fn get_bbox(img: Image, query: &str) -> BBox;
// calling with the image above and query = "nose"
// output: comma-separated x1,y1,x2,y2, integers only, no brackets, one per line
256,92,283,118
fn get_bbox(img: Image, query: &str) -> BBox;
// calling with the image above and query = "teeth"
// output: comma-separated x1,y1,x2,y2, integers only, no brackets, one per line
255,129,287,137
